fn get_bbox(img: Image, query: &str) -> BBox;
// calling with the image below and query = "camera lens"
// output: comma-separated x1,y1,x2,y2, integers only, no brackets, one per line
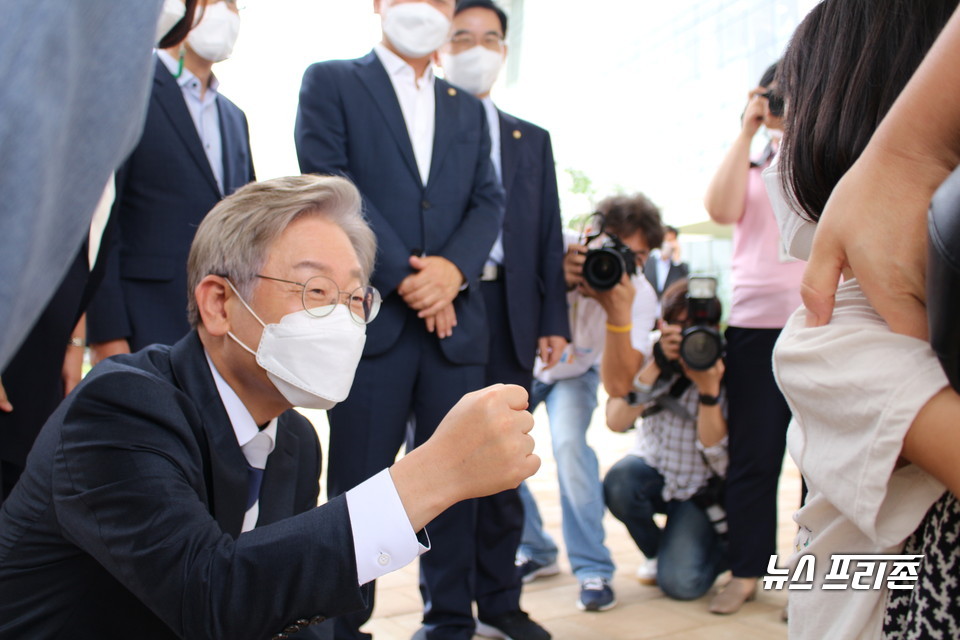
582,248,625,291
680,327,723,371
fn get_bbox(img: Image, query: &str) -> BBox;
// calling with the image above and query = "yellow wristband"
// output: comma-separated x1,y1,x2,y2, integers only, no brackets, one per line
606,323,632,334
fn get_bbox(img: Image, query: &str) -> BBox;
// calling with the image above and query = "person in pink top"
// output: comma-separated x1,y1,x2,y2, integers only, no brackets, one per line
702,62,804,615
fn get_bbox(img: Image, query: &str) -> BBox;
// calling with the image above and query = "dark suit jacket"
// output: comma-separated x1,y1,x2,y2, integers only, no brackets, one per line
0,332,362,639
496,110,570,369
643,256,690,299
294,51,503,365
86,57,255,351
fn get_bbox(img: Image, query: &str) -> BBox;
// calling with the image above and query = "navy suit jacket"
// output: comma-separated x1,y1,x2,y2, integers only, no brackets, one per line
87,58,255,350
643,257,690,300
0,332,362,639
295,51,504,365
496,110,570,369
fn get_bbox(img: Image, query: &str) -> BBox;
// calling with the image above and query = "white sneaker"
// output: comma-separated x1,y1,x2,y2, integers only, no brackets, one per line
636,558,658,585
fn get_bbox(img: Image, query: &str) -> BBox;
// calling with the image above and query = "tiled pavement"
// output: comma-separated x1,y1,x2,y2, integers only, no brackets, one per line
302,390,798,640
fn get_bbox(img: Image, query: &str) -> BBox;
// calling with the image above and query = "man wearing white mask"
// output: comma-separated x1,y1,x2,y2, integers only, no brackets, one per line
295,2,504,639
87,0,255,362
0,175,540,640
437,2,566,638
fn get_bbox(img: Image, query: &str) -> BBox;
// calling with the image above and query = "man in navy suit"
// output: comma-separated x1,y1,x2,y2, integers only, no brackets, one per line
644,226,690,301
87,0,255,360
0,175,539,640
295,1,504,638
437,2,568,638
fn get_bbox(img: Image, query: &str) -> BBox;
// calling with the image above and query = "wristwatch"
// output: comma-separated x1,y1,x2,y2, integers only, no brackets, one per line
698,393,720,406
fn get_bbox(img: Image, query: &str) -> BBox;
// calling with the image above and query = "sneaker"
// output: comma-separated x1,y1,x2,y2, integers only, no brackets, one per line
475,610,551,640
636,558,658,585
516,557,560,584
577,577,617,612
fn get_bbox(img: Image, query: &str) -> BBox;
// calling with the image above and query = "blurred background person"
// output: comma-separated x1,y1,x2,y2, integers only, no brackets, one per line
702,62,804,614
86,0,255,362
438,1,568,638
517,194,662,613
643,225,689,302
603,278,728,601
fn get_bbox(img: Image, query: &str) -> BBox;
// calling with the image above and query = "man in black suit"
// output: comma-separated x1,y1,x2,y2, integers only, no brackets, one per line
643,225,690,300
436,2,567,638
0,175,539,640
87,0,255,360
295,1,504,638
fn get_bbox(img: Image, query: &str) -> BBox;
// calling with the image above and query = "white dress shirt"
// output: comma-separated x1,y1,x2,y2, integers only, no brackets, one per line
205,353,427,585
482,96,505,267
374,44,435,186
157,50,225,194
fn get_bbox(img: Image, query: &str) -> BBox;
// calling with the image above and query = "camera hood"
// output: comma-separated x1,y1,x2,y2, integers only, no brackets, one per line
928,165,960,392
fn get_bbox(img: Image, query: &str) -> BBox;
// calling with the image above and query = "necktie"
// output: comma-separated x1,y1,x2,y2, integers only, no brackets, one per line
240,431,272,533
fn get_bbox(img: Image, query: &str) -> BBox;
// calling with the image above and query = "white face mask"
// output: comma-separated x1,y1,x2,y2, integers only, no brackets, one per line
439,46,504,96
187,2,241,63
761,158,817,261
155,0,186,44
381,2,451,59
226,283,367,411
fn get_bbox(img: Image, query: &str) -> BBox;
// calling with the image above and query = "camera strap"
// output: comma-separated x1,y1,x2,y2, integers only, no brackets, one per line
640,375,694,421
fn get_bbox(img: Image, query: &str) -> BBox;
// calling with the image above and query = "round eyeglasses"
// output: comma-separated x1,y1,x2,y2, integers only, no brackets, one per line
256,274,381,325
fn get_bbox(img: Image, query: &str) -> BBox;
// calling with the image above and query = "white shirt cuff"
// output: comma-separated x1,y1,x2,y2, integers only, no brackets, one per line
345,468,430,586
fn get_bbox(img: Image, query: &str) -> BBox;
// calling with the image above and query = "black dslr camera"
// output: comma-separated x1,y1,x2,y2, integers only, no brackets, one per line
581,214,637,291
679,276,724,371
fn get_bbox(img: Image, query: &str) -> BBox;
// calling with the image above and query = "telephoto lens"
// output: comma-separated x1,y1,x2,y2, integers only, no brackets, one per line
582,237,637,291
679,276,724,370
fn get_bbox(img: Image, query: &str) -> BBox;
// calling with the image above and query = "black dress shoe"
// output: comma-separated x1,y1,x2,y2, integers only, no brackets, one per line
475,610,551,640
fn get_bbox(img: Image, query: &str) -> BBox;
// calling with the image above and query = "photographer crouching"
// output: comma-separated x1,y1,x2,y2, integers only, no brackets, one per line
602,278,729,601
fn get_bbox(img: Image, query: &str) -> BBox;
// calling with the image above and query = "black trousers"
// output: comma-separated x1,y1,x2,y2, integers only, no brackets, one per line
722,326,796,577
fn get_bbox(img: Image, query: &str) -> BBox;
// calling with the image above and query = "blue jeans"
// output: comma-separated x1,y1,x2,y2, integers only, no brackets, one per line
603,455,727,600
518,368,615,581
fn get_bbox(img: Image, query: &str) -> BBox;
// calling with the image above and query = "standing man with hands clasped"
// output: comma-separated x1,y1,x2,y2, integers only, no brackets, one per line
0,175,540,640
295,1,504,638
437,2,569,639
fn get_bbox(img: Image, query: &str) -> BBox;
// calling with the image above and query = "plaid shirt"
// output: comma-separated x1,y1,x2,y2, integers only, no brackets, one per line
633,376,728,502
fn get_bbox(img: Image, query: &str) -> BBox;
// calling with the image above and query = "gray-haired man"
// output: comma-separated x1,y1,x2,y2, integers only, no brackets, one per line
0,175,539,640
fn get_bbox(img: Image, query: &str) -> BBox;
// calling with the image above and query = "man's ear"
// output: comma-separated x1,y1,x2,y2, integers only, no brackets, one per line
195,275,231,337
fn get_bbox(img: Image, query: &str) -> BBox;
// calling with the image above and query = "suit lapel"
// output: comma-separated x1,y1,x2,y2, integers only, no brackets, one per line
426,78,459,189
152,58,221,197
256,416,299,526
498,110,520,202
170,333,248,538
217,99,233,197
355,53,422,185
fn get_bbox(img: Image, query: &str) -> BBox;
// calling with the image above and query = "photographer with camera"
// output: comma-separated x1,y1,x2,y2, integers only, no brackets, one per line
603,278,728,602
515,193,661,613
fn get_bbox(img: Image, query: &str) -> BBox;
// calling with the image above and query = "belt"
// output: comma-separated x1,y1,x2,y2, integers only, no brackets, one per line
480,263,503,282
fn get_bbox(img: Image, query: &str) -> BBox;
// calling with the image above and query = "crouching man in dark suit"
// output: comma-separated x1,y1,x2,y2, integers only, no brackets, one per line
0,175,540,640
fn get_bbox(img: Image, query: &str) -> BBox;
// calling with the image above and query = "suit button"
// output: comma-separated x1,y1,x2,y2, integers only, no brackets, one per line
284,624,302,633
310,616,326,625
421,200,431,210
270,634,289,640
296,619,311,627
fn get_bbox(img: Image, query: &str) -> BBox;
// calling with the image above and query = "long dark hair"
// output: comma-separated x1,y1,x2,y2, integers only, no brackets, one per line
157,0,201,49
778,0,958,222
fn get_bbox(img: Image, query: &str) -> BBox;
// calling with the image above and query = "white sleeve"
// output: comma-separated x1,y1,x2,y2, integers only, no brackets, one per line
345,468,430,586
773,281,947,546
629,276,659,358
